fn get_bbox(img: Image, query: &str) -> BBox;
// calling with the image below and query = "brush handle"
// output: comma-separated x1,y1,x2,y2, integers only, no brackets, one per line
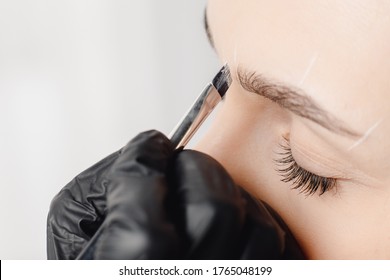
169,83,221,148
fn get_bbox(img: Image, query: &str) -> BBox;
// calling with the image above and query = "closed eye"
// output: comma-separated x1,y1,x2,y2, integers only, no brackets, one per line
275,138,337,195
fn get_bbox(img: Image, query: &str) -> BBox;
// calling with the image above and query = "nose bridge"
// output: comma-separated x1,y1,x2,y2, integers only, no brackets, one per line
194,85,273,163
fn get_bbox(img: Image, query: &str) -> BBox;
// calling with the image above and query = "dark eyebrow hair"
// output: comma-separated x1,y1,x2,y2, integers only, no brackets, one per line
237,67,361,138
203,7,215,48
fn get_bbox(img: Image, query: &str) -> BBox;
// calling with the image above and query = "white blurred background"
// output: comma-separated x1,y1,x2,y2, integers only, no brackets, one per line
0,0,219,259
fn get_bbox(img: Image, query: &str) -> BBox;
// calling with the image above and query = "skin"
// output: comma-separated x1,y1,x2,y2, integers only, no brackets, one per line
195,0,390,259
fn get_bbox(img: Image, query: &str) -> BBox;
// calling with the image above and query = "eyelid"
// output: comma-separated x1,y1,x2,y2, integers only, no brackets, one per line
290,140,382,188
289,139,352,180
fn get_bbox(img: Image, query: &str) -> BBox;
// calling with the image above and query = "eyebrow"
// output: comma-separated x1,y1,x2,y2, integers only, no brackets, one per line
237,67,361,138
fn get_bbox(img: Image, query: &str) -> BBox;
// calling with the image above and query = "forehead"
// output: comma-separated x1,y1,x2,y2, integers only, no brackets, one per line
207,0,390,46
208,0,390,79
207,0,390,124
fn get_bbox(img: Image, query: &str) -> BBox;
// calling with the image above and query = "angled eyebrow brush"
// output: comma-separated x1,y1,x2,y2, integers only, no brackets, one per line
169,64,232,148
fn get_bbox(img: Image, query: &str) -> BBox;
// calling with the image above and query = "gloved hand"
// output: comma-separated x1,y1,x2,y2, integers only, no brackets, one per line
47,130,304,259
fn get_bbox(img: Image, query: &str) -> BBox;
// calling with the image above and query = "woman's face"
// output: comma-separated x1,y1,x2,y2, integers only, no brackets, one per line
196,0,390,259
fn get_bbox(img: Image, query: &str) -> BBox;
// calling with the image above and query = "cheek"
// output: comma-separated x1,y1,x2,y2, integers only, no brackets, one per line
292,185,390,259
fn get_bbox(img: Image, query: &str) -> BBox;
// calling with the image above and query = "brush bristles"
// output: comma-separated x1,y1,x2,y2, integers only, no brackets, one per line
212,64,232,97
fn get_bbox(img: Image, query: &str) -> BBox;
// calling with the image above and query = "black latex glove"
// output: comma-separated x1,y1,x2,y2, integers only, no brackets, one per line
47,130,304,259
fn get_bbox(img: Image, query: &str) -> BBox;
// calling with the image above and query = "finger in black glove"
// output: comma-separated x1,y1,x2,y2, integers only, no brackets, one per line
47,130,304,259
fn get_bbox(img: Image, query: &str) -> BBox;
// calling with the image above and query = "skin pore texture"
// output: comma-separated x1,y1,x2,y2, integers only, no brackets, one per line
195,0,390,259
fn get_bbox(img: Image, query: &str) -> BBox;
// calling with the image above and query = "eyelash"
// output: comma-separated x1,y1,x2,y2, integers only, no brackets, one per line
275,139,337,196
